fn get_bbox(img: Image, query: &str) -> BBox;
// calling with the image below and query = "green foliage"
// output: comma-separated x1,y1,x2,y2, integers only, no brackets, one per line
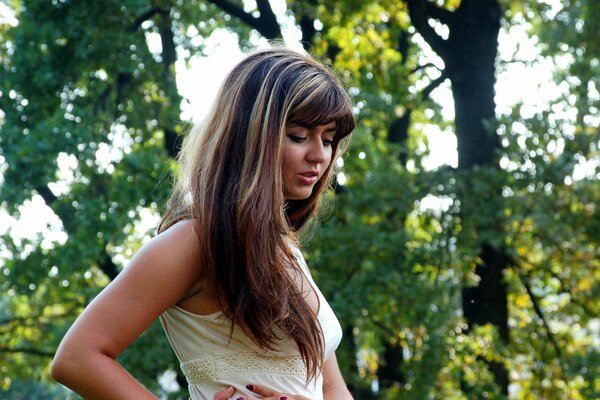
0,0,598,399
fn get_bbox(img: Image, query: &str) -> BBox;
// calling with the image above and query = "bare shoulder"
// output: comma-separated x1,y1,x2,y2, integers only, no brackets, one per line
103,218,204,309
143,219,200,262
124,219,202,295
53,220,204,364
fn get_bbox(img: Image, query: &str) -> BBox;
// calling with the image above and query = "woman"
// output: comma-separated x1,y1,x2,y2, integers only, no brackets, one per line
52,46,356,400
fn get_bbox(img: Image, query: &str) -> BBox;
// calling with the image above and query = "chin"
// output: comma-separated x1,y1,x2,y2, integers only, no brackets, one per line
284,190,313,201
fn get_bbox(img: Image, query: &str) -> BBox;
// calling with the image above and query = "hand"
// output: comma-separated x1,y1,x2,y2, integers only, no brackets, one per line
237,384,312,400
214,385,236,400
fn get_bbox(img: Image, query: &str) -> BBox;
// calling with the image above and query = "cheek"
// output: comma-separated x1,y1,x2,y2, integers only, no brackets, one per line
283,145,301,166
281,143,291,167
324,148,334,167
281,147,297,179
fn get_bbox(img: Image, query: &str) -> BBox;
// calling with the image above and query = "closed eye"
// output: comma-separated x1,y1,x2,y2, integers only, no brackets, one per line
287,135,307,143
323,139,335,147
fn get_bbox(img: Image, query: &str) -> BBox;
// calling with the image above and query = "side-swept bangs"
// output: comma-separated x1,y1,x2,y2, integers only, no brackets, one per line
286,72,355,144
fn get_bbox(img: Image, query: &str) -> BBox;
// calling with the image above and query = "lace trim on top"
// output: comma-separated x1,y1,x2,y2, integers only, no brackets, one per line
181,352,306,384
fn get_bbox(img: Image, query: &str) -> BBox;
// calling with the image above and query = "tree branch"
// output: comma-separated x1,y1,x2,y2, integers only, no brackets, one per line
100,248,120,280
33,185,121,281
0,346,54,358
425,1,456,25
0,316,28,326
206,0,282,39
158,14,176,73
256,0,283,39
548,270,598,319
35,185,58,205
514,207,600,321
508,201,597,319
164,128,181,159
406,0,450,62
206,0,256,28
129,7,168,32
422,72,448,100
298,13,316,49
0,308,78,327
368,315,398,338
388,71,447,149
410,62,443,75
520,275,565,372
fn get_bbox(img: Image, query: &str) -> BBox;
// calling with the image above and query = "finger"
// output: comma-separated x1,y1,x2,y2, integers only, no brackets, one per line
246,384,278,397
245,385,295,400
213,385,236,400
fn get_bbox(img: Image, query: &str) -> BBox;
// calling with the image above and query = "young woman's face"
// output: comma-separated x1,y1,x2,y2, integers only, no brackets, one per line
282,121,337,200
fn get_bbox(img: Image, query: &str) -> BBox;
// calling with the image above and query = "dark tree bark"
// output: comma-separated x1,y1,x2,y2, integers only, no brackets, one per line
157,10,183,159
445,1,502,168
296,0,318,49
341,325,376,400
406,0,508,394
388,30,411,166
206,0,282,39
377,340,406,389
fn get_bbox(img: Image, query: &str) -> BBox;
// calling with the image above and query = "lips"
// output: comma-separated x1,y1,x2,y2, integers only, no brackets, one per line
297,170,319,185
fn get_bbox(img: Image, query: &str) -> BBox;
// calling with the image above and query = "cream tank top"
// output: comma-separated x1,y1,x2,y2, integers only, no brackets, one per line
159,246,343,400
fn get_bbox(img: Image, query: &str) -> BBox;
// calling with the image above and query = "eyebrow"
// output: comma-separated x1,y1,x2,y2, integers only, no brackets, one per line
288,122,337,131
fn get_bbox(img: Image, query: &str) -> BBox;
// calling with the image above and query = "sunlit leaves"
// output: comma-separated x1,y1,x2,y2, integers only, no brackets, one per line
1,0,599,398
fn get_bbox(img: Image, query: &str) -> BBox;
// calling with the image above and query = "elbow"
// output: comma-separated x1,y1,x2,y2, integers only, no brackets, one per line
51,344,84,386
52,342,113,389
51,351,70,384
50,363,63,384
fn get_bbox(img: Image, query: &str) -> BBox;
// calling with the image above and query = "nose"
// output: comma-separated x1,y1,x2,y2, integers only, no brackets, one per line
306,140,328,164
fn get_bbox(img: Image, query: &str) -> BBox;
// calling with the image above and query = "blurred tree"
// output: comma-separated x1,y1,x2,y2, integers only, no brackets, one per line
0,0,598,399
294,0,599,398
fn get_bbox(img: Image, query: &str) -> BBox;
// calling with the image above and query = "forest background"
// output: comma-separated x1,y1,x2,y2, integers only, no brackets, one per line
0,0,598,399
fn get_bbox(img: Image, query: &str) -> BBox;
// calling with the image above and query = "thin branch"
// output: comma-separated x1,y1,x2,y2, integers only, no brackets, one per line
0,316,28,326
0,346,54,358
368,316,398,338
206,0,282,39
498,58,536,66
520,275,565,373
206,0,256,27
406,0,450,62
515,206,600,320
422,72,448,100
548,270,598,319
508,200,597,318
32,184,121,281
0,307,80,328
410,62,442,75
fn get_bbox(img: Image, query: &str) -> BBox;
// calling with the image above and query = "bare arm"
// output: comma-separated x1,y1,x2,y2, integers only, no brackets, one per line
322,354,354,400
52,221,202,399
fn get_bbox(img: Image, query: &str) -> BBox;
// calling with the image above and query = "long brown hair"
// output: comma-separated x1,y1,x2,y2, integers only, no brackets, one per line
159,46,355,380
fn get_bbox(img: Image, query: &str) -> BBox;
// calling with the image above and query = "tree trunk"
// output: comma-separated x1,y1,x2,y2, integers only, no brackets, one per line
342,326,377,400
447,1,501,169
446,1,509,394
407,0,508,394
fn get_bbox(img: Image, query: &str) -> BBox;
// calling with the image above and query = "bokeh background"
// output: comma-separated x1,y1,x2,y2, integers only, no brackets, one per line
0,0,598,399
